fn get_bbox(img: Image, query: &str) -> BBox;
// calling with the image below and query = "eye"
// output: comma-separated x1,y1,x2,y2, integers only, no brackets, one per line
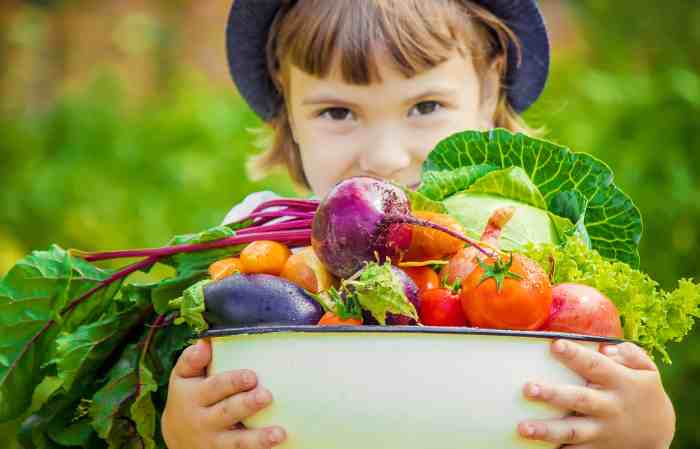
409,101,443,117
320,107,355,121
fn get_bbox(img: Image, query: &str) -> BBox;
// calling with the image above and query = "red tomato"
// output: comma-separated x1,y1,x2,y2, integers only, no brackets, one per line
402,266,440,293
419,288,467,326
460,254,552,330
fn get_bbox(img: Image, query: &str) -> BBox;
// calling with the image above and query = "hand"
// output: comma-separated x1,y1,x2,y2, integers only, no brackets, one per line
517,340,675,449
161,339,287,449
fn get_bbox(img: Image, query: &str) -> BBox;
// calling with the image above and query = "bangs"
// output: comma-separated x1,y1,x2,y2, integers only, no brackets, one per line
271,0,492,85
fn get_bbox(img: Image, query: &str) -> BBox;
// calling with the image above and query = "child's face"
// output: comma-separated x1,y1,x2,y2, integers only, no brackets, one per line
287,50,498,197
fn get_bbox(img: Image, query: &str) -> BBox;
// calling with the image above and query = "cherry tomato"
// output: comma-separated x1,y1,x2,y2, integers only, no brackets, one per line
419,288,467,326
318,311,363,326
208,257,242,281
402,266,440,293
240,240,291,276
404,211,465,261
460,253,552,330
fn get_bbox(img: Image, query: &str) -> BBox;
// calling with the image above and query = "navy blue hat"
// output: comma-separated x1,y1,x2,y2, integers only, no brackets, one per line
226,0,549,121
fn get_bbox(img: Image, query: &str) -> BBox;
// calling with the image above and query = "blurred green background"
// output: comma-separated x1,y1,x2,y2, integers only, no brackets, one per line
1,0,699,448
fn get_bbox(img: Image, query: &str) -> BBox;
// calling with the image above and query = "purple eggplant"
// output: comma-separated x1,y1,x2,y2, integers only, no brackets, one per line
204,274,324,328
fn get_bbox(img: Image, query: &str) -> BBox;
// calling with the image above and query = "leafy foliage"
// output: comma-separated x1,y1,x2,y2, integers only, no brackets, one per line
420,129,642,267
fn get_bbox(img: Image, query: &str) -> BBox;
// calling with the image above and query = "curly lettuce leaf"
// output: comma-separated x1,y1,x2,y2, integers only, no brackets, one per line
419,129,642,267
522,237,700,362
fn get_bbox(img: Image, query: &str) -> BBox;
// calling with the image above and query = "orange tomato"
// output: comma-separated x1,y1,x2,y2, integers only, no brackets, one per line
460,253,552,330
404,211,464,261
402,266,440,292
280,247,335,293
208,257,243,281
240,241,291,276
318,311,363,326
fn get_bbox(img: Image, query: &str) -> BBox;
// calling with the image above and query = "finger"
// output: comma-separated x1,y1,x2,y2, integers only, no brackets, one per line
523,382,616,417
208,387,274,429
600,342,657,371
518,416,601,445
199,369,258,407
216,426,286,449
551,340,624,387
172,339,211,379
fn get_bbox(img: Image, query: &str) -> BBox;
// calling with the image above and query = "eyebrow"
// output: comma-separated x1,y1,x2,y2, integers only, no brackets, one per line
301,87,459,107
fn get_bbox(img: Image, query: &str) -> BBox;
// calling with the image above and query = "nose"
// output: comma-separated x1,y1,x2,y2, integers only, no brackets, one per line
358,125,412,178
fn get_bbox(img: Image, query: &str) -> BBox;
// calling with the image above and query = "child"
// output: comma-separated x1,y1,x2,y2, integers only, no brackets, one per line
162,1,676,448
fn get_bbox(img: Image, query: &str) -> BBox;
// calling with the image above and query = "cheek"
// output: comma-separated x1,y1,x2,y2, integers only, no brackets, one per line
297,134,358,197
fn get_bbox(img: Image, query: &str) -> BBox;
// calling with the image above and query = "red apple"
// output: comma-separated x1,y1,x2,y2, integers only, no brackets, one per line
541,283,623,338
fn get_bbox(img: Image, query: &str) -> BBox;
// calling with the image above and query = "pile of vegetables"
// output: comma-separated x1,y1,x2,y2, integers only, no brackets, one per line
1,129,699,449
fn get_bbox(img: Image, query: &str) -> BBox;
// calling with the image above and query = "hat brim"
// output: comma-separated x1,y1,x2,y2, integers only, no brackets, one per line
226,0,549,121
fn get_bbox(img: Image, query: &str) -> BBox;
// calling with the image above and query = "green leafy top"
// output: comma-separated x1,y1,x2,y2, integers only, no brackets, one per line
476,253,523,292
344,262,418,325
418,129,643,267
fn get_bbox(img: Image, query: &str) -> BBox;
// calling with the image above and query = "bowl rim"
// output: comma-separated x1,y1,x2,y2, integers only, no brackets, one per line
201,325,625,344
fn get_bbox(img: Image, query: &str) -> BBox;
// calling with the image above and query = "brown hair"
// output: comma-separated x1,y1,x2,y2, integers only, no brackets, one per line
249,0,538,189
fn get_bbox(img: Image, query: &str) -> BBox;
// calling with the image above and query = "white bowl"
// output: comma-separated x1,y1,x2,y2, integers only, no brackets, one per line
206,326,620,449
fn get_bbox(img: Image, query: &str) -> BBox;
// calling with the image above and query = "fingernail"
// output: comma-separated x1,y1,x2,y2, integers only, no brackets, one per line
521,424,535,437
255,389,271,405
553,340,568,354
603,345,619,356
527,383,541,397
268,428,284,444
242,370,254,386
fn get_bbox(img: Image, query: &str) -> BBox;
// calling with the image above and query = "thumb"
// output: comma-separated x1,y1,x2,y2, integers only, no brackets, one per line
172,339,211,379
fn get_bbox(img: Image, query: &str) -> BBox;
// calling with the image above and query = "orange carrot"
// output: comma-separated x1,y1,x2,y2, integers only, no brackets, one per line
317,311,363,326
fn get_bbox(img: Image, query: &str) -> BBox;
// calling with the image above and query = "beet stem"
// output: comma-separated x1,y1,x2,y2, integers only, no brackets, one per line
237,219,313,235
248,211,315,220
249,199,319,214
78,229,311,262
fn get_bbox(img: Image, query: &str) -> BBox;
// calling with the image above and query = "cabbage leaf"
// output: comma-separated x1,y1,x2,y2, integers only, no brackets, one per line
418,129,642,267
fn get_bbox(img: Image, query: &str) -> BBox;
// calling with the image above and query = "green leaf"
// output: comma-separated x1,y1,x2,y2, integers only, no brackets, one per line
172,280,211,333
401,187,448,214
0,246,118,423
149,322,194,386
89,346,140,440
417,164,497,200
421,129,643,267
151,272,206,315
129,363,157,449
345,263,417,325
548,191,591,246
467,167,547,209
49,292,152,392
48,416,96,447
163,226,243,275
